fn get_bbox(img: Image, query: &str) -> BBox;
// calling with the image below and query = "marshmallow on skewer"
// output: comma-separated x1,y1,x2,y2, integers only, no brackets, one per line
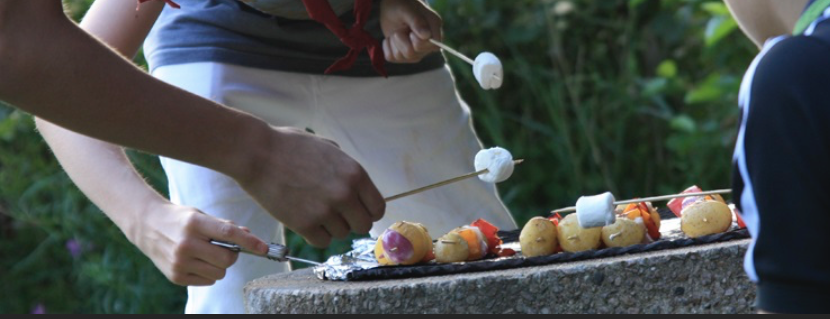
473,52,504,90
576,192,617,229
474,147,515,183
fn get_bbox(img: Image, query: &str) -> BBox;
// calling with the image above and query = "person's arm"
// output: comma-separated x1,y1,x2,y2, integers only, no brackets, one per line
724,0,808,47
0,0,258,178
40,120,250,287
35,0,258,287
1,1,383,254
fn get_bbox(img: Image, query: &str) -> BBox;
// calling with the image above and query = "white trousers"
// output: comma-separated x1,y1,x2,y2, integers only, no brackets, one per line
152,62,517,314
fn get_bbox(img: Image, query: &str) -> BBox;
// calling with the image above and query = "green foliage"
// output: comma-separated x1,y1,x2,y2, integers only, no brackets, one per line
0,0,756,313
432,0,753,225
0,107,185,314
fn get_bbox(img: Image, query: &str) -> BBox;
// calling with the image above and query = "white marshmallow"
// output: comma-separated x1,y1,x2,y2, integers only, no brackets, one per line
576,192,617,229
473,52,504,90
474,147,515,183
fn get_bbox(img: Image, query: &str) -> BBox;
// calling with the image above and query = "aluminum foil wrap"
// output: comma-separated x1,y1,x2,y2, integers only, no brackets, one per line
314,238,380,281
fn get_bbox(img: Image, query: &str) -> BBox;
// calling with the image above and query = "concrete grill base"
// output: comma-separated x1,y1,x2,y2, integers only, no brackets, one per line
244,239,755,314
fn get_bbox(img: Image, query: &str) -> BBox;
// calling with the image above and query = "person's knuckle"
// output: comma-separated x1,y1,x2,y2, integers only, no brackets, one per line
218,222,237,240
171,256,188,274
215,269,227,281
183,213,201,233
173,240,193,260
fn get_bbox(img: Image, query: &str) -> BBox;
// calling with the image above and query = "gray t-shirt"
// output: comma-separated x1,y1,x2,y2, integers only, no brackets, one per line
144,0,445,77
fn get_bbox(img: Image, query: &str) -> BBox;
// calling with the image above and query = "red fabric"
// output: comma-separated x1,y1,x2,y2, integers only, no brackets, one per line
302,0,387,77
137,0,181,9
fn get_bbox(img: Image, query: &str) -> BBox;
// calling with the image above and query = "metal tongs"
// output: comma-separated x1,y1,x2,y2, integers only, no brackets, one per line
210,240,322,267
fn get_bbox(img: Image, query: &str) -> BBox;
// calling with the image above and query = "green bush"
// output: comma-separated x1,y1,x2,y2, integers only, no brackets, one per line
433,0,754,223
0,0,755,313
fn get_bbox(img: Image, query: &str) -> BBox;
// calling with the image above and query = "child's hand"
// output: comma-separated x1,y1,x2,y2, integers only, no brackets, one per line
380,0,443,63
135,203,269,287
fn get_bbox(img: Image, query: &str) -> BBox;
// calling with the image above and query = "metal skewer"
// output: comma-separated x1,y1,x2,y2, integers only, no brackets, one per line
551,189,733,214
385,160,524,203
210,240,322,267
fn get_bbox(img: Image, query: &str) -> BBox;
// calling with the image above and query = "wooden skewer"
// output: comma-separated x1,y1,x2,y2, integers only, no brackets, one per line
430,39,475,65
429,39,502,82
385,160,524,203
551,189,733,214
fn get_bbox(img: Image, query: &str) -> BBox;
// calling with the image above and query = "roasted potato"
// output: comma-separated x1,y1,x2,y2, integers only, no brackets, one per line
519,217,559,257
557,214,602,252
681,201,732,238
601,219,646,248
434,232,470,264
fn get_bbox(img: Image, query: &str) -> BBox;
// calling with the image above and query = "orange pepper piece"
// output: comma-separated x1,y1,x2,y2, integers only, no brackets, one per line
455,228,484,261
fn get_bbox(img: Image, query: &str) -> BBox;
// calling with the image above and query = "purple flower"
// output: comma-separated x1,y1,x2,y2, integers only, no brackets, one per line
31,304,46,314
66,239,83,258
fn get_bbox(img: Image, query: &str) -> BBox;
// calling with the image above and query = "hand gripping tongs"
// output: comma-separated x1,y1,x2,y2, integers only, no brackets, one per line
210,241,322,267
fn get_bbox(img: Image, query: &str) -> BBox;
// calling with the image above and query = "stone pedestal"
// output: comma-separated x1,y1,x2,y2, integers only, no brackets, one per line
245,239,754,314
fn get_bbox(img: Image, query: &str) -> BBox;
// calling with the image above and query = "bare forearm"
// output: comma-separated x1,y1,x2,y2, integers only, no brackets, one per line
0,0,265,180
80,0,165,58
32,0,176,243
36,119,167,242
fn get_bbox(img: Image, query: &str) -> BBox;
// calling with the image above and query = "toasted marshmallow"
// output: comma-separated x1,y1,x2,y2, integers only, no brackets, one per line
474,147,515,183
473,52,504,90
576,192,617,229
